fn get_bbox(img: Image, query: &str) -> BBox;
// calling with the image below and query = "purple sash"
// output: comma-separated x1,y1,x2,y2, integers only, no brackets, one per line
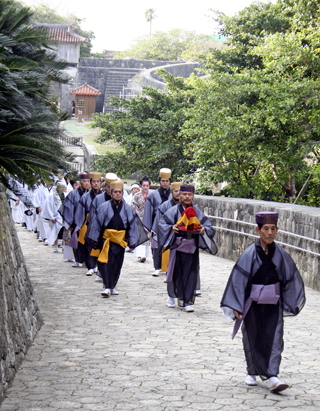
232,282,280,340
69,226,80,249
166,237,197,283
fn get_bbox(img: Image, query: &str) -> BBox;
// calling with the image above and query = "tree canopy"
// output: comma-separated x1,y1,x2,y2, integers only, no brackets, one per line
91,71,198,182
0,0,74,187
115,29,224,61
183,0,320,204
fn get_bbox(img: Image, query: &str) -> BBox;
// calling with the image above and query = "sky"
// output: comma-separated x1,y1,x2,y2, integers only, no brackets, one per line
22,0,277,52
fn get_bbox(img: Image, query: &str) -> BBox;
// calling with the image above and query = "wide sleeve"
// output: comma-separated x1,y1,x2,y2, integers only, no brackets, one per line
87,203,104,243
143,195,154,231
276,247,306,316
74,195,86,228
220,245,255,317
158,207,176,252
196,207,218,255
58,192,75,227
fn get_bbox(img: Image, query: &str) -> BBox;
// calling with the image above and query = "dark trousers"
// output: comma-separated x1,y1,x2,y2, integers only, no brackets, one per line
152,247,162,270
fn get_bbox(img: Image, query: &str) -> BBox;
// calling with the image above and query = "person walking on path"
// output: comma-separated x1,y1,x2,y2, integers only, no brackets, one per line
158,184,217,312
59,173,90,267
220,211,306,393
74,172,103,276
143,168,172,276
87,181,148,298
151,181,182,274
131,176,151,263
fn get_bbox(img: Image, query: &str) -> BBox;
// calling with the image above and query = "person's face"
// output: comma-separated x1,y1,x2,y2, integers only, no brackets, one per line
105,184,111,195
112,189,123,202
160,178,170,190
91,179,102,191
73,181,80,189
141,181,150,194
172,189,180,201
256,224,278,248
81,179,91,191
131,187,140,196
179,191,194,207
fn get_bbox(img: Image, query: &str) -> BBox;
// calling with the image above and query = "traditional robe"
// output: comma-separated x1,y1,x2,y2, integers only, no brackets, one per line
41,192,62,245
132,191,150,258
143,187,172,270
158,203,217,307
75,190,103,270
88,199,147,289
87,191,112,228
33,184,50,238
59,187,88,263
220,240,306,380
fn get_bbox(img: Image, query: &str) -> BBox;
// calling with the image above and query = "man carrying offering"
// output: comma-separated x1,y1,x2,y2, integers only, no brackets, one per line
158,185,217,312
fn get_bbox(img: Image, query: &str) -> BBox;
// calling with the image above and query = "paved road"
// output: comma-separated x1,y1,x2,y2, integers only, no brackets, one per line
1,225,320,410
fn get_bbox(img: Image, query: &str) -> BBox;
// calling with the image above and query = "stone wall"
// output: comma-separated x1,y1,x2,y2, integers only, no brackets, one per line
193,195,320,290
127,62,201,94
75,58,181,113
0,185,43,402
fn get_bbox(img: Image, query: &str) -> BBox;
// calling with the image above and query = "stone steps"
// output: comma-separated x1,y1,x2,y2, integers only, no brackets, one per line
103,69,140,112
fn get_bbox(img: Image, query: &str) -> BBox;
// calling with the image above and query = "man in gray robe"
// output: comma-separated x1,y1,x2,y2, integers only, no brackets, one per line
87,181,148,298
143,168,172,276
158,185,217,312
220,211,306,393
59,173,90,267
74,172,103,276
87,172,117,230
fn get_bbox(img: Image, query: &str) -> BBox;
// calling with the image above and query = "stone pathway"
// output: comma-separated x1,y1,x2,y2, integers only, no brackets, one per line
1,225,320,410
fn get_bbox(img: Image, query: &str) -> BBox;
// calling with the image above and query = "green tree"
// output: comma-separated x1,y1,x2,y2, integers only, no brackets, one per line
205,2,290,71
115,29,218,61
180,0,320,203
145,8,157,38
31,4,94,57
91,71,197,181
0,0,74,187
181,35,226,62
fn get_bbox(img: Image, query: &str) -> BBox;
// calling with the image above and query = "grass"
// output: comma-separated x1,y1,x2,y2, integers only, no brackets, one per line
63,119,94,135
83,136,122,155
63,119,122,155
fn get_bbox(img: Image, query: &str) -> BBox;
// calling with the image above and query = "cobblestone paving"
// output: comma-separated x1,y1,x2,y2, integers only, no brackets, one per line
1,225,320,410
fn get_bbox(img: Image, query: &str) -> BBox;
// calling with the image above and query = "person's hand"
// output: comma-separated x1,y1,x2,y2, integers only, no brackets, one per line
172,224,179,233
52,219,56,223
233,310,242,320
15,199,20,206
36,207,41,213
199,225,205,235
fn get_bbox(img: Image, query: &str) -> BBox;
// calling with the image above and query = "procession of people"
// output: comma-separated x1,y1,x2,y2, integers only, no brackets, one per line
7,166,306,394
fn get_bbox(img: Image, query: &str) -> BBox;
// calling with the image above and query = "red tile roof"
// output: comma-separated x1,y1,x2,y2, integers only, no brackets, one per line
32,24,87,44
70,83,101,96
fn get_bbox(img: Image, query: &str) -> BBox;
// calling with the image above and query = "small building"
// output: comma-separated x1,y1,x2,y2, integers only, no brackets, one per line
70,83,102,119
32,23,87,65
32,23,87,113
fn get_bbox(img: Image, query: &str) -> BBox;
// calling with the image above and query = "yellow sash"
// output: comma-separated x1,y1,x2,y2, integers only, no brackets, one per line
90,248,100,257
97,229,127,263
161,249,170,273
78,213,88,245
